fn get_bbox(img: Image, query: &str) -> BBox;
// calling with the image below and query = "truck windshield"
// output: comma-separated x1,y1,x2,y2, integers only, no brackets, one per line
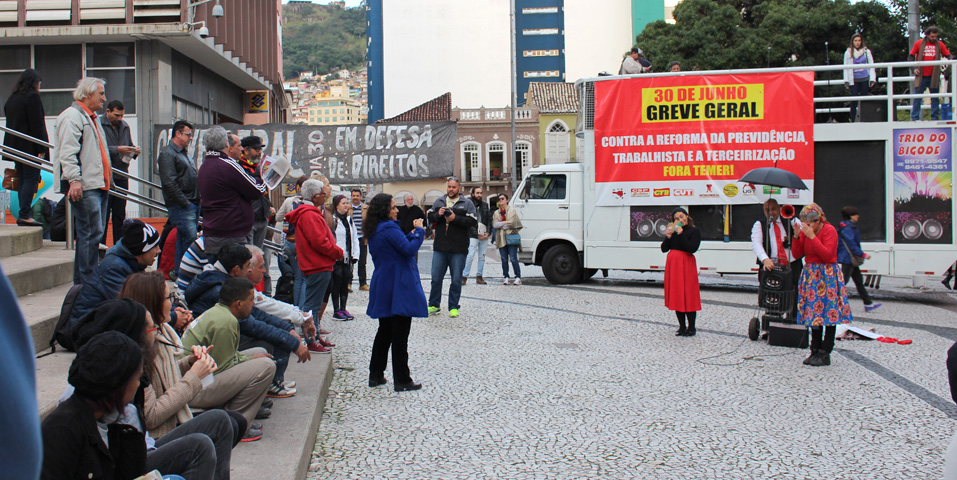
522,174,567,200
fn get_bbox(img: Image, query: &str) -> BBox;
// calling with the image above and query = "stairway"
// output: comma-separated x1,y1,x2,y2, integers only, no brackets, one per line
0,225,76,419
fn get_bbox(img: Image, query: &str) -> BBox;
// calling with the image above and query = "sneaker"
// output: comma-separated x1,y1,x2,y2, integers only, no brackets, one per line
251,423,263,430
513,278,522,285
864,303,882,312
241,428,263,442
318,337,336,348
428,306,440,315
266,381,297,398
449,308,460,318
342,310,354,320
332,310,348,320
503,278,510,285
307,341,331,353
359,285,370,291
476,276,487,285
260,397,273,408
283,380,296,390
255,406,272,419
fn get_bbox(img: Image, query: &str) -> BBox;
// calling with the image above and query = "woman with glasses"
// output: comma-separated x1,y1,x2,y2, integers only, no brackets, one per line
492,193,523,285
792,204,853,367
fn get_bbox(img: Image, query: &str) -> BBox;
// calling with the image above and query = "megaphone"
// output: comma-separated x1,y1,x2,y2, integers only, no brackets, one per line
780,204,796,220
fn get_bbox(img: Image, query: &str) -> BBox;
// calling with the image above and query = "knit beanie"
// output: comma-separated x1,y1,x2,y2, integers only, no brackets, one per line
122,219,160,256
671,206,689,220
68,331,142,400
71,298,148,351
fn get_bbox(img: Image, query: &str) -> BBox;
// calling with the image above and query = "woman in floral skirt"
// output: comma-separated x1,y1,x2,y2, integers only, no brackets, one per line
792,203,853,366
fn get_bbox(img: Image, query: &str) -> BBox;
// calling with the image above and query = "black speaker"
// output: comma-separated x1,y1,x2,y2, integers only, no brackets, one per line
767,322,809,348
860,100,887,122
759,268,791,291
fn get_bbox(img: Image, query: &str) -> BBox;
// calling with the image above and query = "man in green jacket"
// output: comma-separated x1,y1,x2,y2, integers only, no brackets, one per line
182,277,275,440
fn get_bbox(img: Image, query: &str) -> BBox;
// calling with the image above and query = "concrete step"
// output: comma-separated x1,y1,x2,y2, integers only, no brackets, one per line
35,346,334,480
0,224,43,258
35,350,74,421
20,283,74,354
2,242,74,297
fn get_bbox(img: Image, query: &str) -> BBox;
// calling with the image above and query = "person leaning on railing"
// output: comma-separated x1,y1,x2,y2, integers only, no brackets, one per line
908,25,954,121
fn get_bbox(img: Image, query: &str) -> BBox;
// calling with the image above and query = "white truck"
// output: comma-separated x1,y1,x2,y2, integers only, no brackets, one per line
513,66,956,284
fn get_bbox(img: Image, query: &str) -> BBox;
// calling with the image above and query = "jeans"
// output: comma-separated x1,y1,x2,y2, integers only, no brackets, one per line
99,193,127,245
168,202,199,275
369,315,413,384
848,80,869,123
912,75,940,120
499,244,521,279
15,162,40,220
429,250,466,310
71,189,108,285
302,270,333,335
463,237,489,278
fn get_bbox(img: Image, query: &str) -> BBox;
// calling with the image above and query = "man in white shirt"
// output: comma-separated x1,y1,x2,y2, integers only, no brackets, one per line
750,199,803,318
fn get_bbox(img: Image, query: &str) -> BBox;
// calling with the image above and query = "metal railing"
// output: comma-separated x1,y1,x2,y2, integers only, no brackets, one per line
0,124,281,253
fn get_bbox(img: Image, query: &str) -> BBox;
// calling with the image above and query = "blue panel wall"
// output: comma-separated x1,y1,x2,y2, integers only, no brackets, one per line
515,0,564,105
366,0,384,124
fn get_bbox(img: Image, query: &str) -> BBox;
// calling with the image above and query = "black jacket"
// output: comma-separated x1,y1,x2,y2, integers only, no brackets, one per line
660,225,701,254
397,204,426,234
427,195,477,254
467,197,492,238
41,395,146,480
3,90,49,158
157,142,199,207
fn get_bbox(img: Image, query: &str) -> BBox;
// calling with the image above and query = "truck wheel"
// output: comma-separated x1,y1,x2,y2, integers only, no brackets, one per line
583,268,598,280
542,245,583,284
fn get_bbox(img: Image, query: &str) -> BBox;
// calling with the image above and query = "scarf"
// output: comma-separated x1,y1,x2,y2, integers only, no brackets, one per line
852,47,867,60
238,152,260,176
916,38,943,89
154,323,193,426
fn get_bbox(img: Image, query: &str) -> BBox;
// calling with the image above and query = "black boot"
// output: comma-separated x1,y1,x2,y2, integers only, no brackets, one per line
369,374,387,387
682,317,696,337
818,350,831,366
675,312,686,336
803,349,820,365
808,350,829,366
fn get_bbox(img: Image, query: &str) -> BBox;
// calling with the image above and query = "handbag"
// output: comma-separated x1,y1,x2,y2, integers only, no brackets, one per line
3,168,18,191
505,233,521,246
839,236,864,267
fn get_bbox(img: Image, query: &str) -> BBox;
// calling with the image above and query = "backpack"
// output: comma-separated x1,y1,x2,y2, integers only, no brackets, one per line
273,272,295,305
49,284,83,353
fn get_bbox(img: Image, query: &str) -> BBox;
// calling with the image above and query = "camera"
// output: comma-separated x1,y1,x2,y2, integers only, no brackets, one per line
443,209,452,217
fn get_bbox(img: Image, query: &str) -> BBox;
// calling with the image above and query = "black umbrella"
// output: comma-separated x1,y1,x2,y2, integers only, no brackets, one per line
738,167,808,190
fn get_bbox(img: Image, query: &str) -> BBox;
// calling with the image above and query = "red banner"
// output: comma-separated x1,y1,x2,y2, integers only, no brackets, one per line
593,72,815,205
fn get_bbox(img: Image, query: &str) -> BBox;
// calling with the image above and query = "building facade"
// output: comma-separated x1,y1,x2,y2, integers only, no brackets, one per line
0,0,289,213
526,82,579,165
515,1,564,105
451,106,539,200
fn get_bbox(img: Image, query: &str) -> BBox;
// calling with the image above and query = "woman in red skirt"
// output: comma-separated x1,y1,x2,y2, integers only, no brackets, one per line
661,207,702,336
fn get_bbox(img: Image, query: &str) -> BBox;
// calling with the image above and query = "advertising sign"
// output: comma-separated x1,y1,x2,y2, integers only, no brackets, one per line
892,127,953,244
593,72,815,206
153,122,456,184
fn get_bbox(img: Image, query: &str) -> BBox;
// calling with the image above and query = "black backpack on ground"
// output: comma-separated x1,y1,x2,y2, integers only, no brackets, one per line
273,272,294,305
46,283,83,354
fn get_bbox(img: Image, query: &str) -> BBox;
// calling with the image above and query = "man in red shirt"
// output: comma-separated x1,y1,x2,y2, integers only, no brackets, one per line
909,26,953,121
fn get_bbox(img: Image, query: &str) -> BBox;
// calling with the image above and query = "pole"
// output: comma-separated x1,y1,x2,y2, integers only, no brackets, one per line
509,0,517,193
908,0,919,120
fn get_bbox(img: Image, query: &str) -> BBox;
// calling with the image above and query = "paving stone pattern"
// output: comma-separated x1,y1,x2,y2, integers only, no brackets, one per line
304,247,957,479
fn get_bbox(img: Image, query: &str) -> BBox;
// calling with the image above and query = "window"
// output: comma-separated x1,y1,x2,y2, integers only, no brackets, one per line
0,45,31,106
521,174,567,200
462,143,480,182
545,120,570,164
487,142,505,179
515,142,531,180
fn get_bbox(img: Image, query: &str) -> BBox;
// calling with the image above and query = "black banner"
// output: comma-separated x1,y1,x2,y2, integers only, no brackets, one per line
153,122,457,184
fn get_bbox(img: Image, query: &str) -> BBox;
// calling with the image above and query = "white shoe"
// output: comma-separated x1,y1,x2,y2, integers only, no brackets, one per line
283,380,296,389
503,278,510,285
513,278,522,285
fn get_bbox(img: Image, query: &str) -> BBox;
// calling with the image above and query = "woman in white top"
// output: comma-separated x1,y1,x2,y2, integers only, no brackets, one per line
843,33,876,123
330,194,360,319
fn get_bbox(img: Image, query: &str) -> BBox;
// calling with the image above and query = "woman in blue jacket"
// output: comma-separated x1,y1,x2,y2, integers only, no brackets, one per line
365,193,427,392
837,206,881,312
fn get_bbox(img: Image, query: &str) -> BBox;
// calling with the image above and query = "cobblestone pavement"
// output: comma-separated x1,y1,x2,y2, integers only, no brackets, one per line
305,244,957,479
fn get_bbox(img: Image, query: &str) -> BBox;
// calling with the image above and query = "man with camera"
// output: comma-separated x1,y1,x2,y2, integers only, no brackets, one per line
427,177,477,318
751,198,803,319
